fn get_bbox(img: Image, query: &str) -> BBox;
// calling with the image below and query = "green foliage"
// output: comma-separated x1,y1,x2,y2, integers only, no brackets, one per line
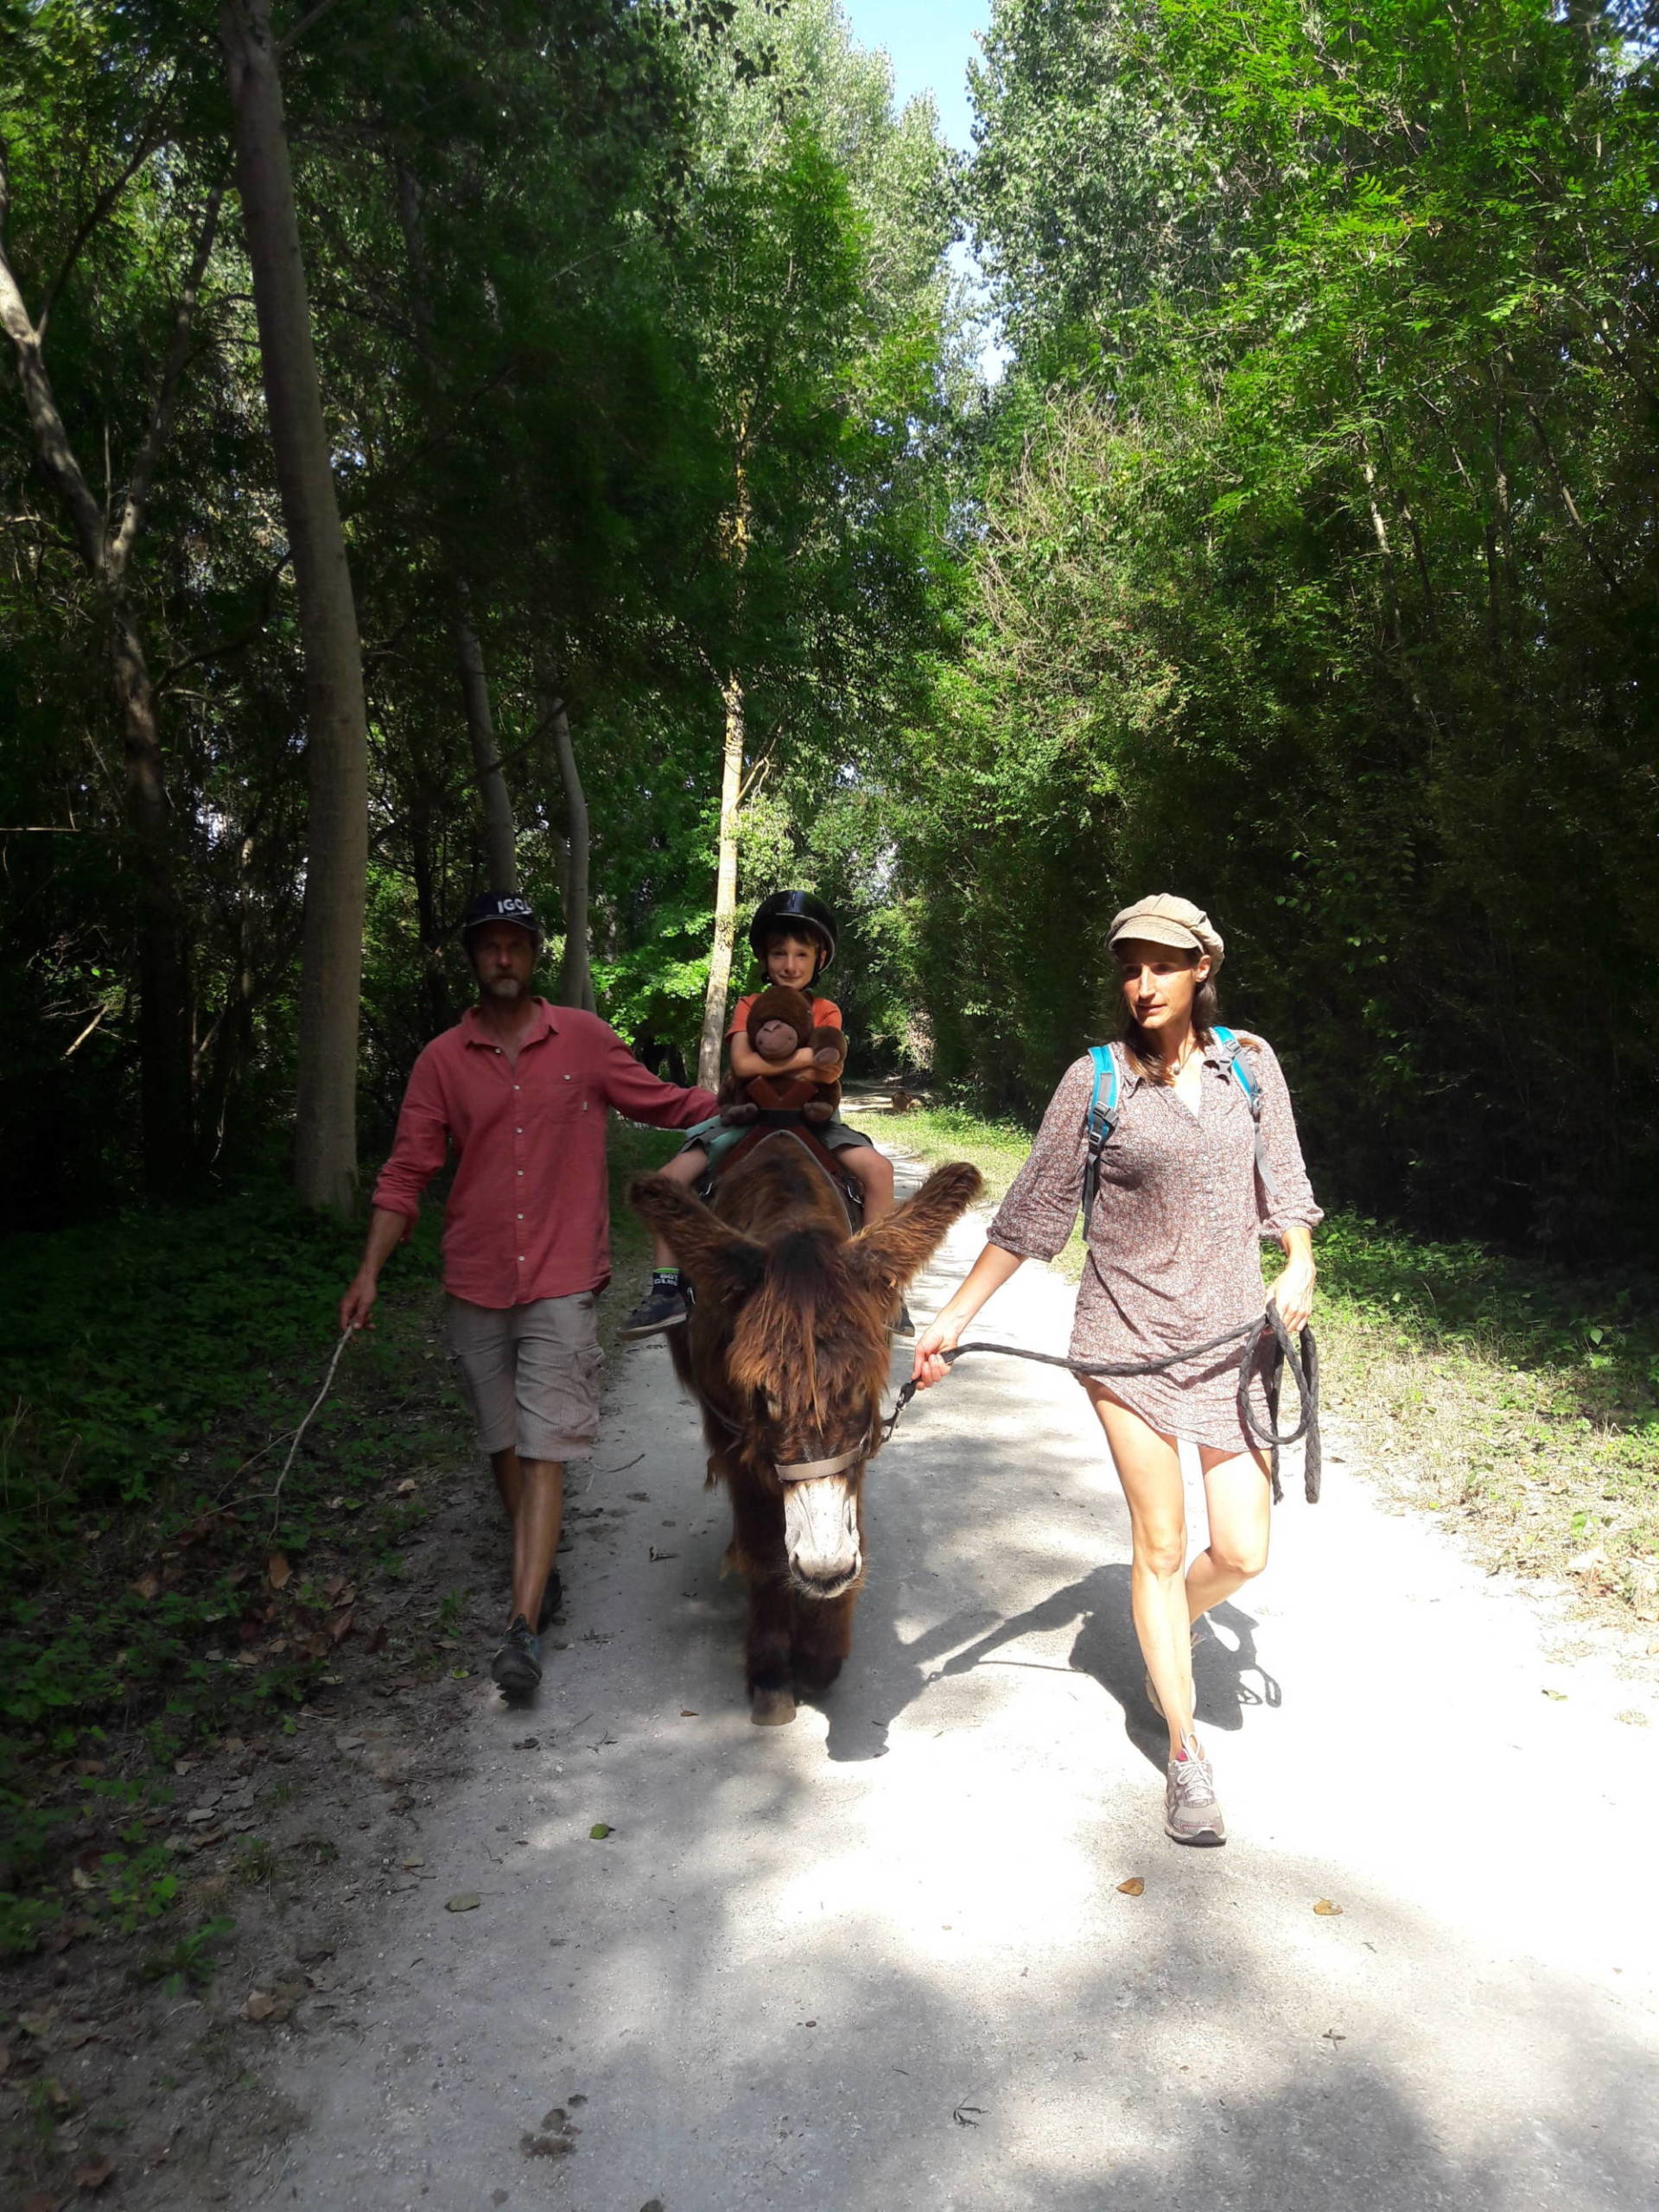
0,1179,457,1947
137,1913,232,1993
908,0,1659,1255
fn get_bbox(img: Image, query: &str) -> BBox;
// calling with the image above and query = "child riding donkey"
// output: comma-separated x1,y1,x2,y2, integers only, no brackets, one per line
620,892,899,1339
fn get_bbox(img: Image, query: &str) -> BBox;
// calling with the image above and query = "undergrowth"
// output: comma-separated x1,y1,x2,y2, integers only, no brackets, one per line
849,1099,1659,1621
0,1118,683,1960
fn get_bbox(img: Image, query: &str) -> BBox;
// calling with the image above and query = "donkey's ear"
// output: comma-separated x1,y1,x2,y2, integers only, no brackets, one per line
846,1161,983,1297
628,1175,766,1306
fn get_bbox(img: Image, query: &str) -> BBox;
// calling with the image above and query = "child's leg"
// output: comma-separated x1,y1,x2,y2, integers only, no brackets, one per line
650,1146,705,1271
620,1145,708,1341
841,1144,894,1227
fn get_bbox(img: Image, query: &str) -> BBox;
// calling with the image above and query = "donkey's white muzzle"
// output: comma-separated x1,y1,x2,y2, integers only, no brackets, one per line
783,1476,861,1597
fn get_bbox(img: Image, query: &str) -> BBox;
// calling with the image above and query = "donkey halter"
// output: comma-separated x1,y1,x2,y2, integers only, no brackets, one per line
774,1441,868,1484
696,1389,877,1484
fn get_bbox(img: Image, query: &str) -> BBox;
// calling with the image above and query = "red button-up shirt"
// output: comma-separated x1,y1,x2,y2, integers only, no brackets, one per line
372,1001,718,1308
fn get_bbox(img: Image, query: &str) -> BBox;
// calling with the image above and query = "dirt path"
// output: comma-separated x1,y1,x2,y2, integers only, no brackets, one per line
245,1154,1658,2211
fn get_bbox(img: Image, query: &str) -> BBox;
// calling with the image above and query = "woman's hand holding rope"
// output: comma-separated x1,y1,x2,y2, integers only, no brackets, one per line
1268,1224,1317,1334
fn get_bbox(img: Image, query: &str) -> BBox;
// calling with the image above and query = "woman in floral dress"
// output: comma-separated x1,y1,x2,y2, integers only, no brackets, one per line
912,895,1321,1846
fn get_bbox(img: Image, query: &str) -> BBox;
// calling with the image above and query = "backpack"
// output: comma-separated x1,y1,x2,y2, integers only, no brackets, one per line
1080,1028,1280,1241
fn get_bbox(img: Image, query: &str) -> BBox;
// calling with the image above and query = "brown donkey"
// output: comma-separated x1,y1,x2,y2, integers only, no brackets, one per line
631,1143,982,1724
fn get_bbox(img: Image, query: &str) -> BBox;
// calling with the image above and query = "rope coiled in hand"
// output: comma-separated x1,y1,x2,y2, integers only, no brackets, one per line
884,1309,1320,1502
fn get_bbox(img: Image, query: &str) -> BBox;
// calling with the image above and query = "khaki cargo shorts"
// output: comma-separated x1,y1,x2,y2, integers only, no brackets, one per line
446,1291,602,1463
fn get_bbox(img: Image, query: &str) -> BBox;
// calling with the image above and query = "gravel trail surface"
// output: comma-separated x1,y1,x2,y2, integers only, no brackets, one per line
259,1157,1659,2211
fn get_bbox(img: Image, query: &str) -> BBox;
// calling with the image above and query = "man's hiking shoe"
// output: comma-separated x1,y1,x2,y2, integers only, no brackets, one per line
619,1285,689,1340
537,1570,563,1634
1164,1734,1225,1846
491,1615,543,1699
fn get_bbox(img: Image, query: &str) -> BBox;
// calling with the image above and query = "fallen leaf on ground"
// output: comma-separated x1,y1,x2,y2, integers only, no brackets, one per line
19,2007,58,2038
1116,1877,1145,1896
1313,1898,1344,1916
242,1990,283,2021
327,1608,354,1643
266,1553,291,1590
445,1892,481,1912
130,1572,161,1600
679,1709,699,1717
72,2157,116,2190
396,1477,416,1495
365,1622,388,1653
588,1823,613,1840
1541,1687,1567,1700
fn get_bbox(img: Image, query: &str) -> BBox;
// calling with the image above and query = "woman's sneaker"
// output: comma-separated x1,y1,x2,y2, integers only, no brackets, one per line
491,1615,543,1699
619,1281,688,1340
1164,1733,1225,1845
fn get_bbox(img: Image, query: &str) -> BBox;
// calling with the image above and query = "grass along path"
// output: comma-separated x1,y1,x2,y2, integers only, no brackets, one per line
844,1095,1659,1635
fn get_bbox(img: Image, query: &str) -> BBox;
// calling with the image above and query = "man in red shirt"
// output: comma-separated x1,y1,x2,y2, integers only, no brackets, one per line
338,892,717,1697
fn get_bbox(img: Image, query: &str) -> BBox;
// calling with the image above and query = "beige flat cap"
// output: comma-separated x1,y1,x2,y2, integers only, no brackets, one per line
1109,893,1225,972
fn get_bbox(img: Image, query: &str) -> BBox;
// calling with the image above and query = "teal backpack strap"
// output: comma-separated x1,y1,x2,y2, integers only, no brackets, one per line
1080,1044,1120,1242
1211,1027,1281,1214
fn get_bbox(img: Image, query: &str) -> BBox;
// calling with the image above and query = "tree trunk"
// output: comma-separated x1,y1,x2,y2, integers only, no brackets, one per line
448,579,518,892
221,0,370,1214
111,613,194,1185
696,672,745,1089
408,782,453,1039
698,457,751,1089
543,690,595,1013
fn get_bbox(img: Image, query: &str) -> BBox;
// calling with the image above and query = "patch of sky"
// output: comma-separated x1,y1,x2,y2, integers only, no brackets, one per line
836,0,1011,384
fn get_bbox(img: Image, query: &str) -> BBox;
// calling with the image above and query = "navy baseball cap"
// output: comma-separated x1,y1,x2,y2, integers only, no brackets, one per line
460,891,543,946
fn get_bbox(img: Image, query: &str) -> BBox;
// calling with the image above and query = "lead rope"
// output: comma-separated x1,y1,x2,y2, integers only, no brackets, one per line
881,1310,1321,1503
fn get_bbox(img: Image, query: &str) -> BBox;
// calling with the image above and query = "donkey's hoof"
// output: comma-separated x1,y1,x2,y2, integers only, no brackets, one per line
751,1687,798,1726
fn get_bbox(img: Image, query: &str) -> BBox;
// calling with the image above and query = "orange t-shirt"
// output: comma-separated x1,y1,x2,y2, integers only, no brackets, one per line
727,992,842,1041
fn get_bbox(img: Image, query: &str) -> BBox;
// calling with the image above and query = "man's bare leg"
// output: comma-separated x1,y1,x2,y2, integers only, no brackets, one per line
490,1446,564,1626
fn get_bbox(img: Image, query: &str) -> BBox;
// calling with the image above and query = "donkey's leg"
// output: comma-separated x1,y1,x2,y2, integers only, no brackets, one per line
790,1582,861,1697
727,1474,797,1726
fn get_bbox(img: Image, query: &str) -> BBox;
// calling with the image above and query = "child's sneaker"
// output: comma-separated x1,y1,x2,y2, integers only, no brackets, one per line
620,1277,688,1340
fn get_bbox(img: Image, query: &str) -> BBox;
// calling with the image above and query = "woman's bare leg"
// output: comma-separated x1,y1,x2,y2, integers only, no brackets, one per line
1083,1381,1193,1758
1185,1443,1273,1623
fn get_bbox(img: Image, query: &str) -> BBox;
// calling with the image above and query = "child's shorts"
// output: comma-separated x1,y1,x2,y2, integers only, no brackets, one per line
677,1112,873,1173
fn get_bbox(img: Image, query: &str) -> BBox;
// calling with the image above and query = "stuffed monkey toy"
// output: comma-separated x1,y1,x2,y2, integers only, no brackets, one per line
719,985,844,1126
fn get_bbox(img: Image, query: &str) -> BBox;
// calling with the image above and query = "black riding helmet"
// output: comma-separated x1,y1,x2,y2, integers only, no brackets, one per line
748,890,836,976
